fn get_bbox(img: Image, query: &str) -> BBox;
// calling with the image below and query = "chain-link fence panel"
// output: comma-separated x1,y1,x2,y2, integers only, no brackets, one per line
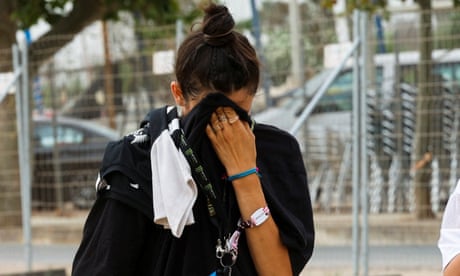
0,45,22,237
3,4,460,275
4,6,459,215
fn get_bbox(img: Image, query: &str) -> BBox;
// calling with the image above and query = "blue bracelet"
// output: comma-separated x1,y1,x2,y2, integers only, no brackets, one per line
227,167,259,181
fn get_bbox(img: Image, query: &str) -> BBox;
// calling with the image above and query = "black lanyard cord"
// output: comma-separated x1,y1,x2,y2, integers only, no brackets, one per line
170,128,225,234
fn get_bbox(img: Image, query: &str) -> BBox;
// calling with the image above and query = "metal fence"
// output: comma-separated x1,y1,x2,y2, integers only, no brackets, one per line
2,5,460,215
295,7,460,215
1,4,459,274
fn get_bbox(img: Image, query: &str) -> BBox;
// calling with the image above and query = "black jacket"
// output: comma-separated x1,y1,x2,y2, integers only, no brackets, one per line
72,93,315,276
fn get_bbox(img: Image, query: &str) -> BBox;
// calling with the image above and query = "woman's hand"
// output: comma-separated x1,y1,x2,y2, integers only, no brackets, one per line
206,106,293,276
205,106,256,176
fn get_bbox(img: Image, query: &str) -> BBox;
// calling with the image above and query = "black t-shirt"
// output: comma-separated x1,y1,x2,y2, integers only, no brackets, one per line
72,93,315,276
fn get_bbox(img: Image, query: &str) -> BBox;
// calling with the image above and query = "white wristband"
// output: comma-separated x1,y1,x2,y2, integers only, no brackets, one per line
238,206,270,229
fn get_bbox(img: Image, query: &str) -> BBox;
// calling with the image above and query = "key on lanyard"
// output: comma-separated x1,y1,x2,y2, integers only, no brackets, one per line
215,239,237,275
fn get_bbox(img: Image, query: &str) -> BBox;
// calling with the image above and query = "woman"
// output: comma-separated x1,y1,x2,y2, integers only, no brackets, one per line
72,3,314,276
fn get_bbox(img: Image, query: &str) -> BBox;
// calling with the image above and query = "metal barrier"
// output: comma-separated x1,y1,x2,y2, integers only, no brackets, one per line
1,44,33,271
3,5,460,275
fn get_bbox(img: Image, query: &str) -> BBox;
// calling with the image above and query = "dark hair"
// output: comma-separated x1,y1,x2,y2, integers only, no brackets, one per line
174,3,260,100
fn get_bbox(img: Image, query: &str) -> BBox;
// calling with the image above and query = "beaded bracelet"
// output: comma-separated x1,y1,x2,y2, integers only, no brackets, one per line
227,167,259,182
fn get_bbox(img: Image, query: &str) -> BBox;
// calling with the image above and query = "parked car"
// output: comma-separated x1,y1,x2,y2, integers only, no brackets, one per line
33,115,120,209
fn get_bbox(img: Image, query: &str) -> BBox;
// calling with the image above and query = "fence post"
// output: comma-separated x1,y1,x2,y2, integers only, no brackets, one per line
251,0,272,107
359,10,370,276
351,10,361,276
14,43,33,271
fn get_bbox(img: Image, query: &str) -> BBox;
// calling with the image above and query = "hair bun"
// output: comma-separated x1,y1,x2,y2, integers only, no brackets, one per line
202,4,235,46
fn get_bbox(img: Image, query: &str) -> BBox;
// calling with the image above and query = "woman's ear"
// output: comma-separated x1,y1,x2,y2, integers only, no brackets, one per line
170,81,185,106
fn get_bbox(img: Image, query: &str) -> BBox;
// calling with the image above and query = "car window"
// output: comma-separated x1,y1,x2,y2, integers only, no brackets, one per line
314,67,383,113
35,124,84,148
455,63,460,81
434,64,453,81
433,62,460,84
400,62,460,84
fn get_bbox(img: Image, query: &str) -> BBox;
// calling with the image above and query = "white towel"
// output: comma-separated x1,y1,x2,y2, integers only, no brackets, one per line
151,130,197,238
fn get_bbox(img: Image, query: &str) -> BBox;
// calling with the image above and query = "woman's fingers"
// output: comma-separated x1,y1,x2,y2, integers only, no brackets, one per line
206,107,256,175
210,106,251,136
215,106,240,125
209,111,225,133
223,107,240,125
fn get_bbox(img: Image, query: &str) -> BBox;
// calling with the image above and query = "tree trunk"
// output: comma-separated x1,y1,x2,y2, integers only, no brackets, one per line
0,94,22,226
0,1,21,227
102,21,116,129
0,1,17,72
413,0,435,219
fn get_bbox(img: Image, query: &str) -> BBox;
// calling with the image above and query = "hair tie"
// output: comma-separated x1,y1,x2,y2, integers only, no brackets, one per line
203,29,233,40
203,30,234,46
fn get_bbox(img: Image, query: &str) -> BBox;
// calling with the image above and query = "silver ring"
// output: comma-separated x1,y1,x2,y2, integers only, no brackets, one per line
218,115,227,122
228,116,239,124
214,123,223,131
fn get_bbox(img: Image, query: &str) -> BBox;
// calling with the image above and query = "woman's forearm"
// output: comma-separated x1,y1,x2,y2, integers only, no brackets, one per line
232,174,292,276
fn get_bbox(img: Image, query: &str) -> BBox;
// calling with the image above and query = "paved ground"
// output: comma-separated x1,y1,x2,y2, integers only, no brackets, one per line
0,210,444,275
4,210,441,246
0,244,441,276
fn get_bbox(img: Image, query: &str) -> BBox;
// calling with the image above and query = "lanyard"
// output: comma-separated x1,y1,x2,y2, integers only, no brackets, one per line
171,128,235,275
170,128,223,227
167,107,256,275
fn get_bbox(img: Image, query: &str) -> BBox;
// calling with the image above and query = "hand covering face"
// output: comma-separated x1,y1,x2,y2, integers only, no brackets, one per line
75,93,314,275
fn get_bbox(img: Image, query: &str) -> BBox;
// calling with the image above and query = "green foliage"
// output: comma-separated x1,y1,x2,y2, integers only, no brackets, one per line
12,0,180,29
435,11,460,49
323,0,459,13
320,0,337,9
264,30,291,86
180,8,202,25
236,19,252,31
122,0,179,24
259,1,337,84
346,0,387,13
13,0,66,28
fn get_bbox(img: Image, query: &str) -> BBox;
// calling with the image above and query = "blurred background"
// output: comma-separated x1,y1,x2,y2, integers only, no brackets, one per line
1,0,459,275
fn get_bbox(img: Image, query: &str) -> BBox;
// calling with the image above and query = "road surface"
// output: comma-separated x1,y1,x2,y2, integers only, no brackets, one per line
0,244,441,275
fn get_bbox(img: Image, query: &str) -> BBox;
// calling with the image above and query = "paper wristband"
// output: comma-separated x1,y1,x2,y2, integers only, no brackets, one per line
238,206,270,229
